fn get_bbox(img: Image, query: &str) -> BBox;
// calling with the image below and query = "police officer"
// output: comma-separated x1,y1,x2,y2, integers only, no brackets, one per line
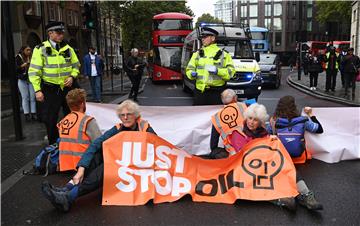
29,21,80,144
186,27,235,105
324,46,340,92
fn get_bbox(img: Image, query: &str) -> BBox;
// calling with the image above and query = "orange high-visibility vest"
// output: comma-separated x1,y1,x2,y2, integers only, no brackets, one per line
115,118,149,132
57,112,93,171
211,102,247,155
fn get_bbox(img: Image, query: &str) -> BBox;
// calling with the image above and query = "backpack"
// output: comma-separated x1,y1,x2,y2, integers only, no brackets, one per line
23,140,59,177
272,117,308,157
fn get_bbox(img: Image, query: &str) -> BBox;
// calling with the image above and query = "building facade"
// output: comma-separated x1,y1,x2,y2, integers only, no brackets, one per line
214,0,233,22
351,1,360,56
233,0,351,62
2,1,123,80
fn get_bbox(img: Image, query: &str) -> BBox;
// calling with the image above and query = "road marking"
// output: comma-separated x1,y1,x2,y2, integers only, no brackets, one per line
166,84,178,90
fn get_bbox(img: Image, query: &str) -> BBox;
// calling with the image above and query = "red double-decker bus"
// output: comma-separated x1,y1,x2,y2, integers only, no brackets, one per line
151,12,192,81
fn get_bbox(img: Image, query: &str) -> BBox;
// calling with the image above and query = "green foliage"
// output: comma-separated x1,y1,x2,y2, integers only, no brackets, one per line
315,1,352,24
196,13,223,27
100,1,194,54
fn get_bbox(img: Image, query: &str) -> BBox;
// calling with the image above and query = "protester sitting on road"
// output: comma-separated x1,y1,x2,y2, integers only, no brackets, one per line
207,89,248,159
267,95,323,211
57,88,102,172
226,103,297,211
41,100,156,212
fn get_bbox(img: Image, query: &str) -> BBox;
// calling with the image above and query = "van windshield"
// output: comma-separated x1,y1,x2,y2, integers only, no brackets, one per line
217,40,254,59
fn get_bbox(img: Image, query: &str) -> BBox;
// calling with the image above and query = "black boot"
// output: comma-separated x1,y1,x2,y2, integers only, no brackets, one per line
31,113,38,121
24,114,31,122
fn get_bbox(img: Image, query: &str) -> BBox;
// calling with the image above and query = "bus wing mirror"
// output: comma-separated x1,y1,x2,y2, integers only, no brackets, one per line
255,52,260,62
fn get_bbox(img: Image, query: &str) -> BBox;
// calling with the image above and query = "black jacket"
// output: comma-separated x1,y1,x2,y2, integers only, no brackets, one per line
15,54,29,80
342,54,360,73
126,56,146,76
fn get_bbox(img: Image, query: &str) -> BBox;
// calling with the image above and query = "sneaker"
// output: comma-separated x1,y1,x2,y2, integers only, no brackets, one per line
297,191,323,210
25,114,31,122
41,181,72,212
31,113,37,121
270,197,297,212
313,87,317,91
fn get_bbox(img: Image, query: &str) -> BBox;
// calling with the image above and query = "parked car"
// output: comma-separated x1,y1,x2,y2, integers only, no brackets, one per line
258,53,282,89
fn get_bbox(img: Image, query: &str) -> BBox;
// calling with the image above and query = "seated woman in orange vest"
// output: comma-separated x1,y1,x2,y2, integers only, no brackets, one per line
57,88,102,172
41,99,156,212
267,95,323,211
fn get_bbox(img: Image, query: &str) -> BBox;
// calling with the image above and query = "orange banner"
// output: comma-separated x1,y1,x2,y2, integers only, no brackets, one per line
102,132,298,206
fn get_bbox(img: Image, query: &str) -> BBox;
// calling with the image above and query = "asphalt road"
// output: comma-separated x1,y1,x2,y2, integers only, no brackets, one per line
1,69,359,226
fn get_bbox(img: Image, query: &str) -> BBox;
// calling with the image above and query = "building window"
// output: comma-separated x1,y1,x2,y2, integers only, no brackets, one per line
292,4,296,17
48,4,62,21
67,10,79,26
249,19,258,26
273,18,282,30
249,0,258,3
275,32,281,46
265,4,271,17
241,5,247,17
249,5,258,17
24,2,41,16
307,21,312,31
265,18,272,29
265,0,272,2
307,7,312,18
274,3,282,16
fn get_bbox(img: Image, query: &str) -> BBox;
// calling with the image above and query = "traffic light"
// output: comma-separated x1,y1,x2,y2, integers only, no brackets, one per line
83,2,95,29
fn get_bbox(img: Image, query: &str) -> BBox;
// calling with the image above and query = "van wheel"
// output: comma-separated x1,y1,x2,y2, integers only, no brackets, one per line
182,80,191,93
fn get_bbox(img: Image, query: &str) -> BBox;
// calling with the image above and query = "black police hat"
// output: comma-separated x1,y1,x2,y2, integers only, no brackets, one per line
348,47,354,52
45,21,65,32
200,27,219,37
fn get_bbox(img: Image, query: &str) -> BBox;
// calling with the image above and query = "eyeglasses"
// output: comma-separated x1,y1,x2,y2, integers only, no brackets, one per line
119,113,134,118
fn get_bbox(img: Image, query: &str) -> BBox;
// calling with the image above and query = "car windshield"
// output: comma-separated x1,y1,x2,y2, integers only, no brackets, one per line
217,40,254,59
153,46,182,72
259,55,276,65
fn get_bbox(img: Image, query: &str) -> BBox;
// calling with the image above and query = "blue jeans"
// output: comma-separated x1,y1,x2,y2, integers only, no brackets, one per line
18,79,36,114
89,75,101,102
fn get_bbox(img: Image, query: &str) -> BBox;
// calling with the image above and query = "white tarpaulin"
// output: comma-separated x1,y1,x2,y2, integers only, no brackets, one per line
87,103,360,163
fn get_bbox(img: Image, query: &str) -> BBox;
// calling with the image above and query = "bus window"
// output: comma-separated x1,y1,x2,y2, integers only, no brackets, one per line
154,46,182,72
153,19,192,30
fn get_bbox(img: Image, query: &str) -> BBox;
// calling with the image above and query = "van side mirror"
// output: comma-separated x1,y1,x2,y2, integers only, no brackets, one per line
255,52,260,62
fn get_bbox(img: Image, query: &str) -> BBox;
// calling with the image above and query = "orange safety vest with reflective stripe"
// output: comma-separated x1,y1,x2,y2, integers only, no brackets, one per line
57,112,93,171
115,118,149,132
292,149,312,164
211,102,247,155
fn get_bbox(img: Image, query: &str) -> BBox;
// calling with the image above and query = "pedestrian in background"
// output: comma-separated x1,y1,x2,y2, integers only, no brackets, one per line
339,48,347,88
126,48,145,102
186,27,235,105
29,21,80,144
342,47,360,99
324,46,340,92
307,53,323,91
83,46,104,103
15,45,37,122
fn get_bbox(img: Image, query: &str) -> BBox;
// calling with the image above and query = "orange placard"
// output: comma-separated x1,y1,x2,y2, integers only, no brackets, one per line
102,132,298,206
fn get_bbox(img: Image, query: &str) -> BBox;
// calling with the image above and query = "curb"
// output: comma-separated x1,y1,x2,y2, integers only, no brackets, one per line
287,75,360,107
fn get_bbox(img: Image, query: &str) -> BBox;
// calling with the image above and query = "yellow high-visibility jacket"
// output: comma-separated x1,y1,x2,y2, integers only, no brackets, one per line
29,40,80,92
186,43,235,92
325,52,339,70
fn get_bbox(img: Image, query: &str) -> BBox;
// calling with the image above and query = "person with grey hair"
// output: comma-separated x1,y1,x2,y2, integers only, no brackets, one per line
220,88,237,104
126,48,146,102
41,99,156,212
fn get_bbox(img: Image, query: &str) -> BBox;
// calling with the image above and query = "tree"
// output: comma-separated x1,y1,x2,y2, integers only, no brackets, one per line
100,1,194,54
196,13,223,27
315,1,352,24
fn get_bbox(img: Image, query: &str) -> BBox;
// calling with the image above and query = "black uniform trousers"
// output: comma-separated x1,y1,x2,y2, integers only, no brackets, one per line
193,86,225,105
41,82,74,144
344,72,357,96
325,69,338,91
309,72,319,87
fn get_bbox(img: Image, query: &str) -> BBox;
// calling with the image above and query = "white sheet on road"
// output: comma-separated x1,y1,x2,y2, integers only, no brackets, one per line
87,103,360,163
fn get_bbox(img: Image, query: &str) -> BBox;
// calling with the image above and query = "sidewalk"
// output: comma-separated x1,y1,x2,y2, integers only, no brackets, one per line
287,70,360,107
1,73,147,183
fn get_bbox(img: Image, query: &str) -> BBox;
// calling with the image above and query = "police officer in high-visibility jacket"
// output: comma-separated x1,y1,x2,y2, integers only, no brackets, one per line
29,21,80,144
186,27,235,105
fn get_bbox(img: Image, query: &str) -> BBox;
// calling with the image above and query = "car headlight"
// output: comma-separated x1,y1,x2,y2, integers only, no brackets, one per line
253,71,262,81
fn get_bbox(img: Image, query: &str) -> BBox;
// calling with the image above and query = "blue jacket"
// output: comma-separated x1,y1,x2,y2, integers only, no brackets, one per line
83,54,104,77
